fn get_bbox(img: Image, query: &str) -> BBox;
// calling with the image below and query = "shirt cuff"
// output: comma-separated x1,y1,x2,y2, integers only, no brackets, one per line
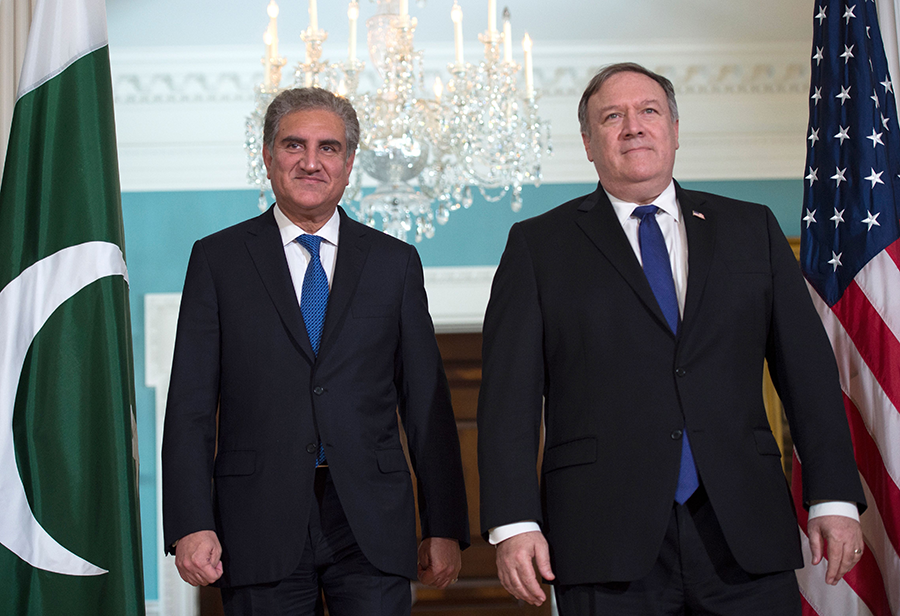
808,501,859,522
489,521,542,545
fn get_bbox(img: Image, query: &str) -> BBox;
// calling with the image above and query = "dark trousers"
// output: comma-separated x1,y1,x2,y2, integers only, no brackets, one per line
222,468,412,616
555,487,801,616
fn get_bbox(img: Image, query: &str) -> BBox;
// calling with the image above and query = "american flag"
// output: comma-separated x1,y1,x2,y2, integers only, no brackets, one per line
798,0,900,614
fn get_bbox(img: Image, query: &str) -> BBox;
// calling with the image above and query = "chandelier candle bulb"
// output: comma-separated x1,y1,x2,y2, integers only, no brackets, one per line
308,0,318,31
433,76,443,102
348,1,359,60
400,0,408,18
451,2,464,65
267,1,279,57
503,9,512,63
488,0,497,34
263,30,273,87
522,32,533,98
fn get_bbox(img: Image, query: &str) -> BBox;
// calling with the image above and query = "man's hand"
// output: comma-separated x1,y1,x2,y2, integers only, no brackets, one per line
807,515,864,585
495,531,555,606
417,537,462,589
174,529,224,586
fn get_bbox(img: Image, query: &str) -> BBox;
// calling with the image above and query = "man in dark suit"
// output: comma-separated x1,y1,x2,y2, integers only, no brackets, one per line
477,63,866,614
162,87,469,615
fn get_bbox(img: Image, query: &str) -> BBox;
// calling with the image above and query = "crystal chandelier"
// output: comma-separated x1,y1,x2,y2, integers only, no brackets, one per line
245,0,551,242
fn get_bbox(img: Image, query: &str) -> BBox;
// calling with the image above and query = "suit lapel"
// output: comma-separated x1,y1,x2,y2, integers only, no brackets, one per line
676,183,716,339
244,208,316,363
317,206,371,362
575,185,675,336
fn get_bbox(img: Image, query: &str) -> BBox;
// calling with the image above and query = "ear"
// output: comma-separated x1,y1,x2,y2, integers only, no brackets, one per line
263,145,273,179
674,119,680,151
581,132,594,162
344,150,356,185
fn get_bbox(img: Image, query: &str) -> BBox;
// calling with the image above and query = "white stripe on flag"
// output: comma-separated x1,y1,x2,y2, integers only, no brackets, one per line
855,249,900,347
808,283,900,488
17,0,107,100
859,476,900,615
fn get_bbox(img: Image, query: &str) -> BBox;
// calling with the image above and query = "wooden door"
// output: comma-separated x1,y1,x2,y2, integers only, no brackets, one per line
409,333,551,615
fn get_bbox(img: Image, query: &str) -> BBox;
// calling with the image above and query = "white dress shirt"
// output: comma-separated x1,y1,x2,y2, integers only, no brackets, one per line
273,205,340,303
488,181,855,545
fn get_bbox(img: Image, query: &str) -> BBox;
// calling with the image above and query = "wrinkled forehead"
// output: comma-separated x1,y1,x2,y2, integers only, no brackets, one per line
590,72,669,111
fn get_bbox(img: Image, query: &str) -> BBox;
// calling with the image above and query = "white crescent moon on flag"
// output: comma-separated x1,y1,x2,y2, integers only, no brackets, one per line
0,241,129,576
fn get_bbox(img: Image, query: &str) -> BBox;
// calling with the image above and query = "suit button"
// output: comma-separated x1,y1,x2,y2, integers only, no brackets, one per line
675,368,686,377
313,386,324,395
671,430,683,440
306,443,318,454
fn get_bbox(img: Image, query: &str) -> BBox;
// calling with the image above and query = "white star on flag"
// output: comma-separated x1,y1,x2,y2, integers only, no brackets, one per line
837,85,852,103
864,168,884,187
835,126,851,143
803,208,817,227
841,44,855,63
806,167,819,185
827,251,842,270
816,5,827,24
861,211,880,230
831,208,846,225
809,127,820,145
866,128,884,146
814,47,825,65
843,4,856,23
831,167,848,185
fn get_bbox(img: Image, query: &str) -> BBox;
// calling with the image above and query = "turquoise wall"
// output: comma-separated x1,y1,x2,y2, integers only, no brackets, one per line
126,178,804,600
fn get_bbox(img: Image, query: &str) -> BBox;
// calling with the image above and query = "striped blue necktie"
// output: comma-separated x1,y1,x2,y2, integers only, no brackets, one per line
296,234,328,466
633,205,699,504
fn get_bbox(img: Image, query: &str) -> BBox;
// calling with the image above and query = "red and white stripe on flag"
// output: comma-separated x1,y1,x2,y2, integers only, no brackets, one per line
792,241,900,616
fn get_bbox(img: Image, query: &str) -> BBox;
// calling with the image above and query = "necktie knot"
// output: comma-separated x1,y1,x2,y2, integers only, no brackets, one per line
632,204,660,221
296,233,323,258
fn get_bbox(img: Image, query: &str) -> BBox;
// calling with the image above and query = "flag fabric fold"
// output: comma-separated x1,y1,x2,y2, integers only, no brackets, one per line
799,1,900,614
0,0,145,613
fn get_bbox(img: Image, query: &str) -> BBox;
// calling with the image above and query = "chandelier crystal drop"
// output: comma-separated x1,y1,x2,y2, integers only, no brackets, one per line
245,0,551,242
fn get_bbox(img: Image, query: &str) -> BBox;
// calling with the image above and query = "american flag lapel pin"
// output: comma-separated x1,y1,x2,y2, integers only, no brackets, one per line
692,210,706,220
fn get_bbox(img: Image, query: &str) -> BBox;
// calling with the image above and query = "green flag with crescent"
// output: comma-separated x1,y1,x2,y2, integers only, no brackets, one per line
0,0,145,613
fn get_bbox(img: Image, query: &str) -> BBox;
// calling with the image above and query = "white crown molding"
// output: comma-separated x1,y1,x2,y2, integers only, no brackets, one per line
111,41,811,192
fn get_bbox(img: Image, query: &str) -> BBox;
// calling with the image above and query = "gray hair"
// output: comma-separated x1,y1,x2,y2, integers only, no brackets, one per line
577,62,679,137
263,87,360,157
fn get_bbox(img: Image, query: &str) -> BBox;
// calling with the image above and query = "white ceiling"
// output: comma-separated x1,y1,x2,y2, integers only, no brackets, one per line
106,0,813,50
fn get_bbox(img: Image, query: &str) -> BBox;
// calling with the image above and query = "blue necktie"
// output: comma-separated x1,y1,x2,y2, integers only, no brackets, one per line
296,234,329,466
632,205,699,504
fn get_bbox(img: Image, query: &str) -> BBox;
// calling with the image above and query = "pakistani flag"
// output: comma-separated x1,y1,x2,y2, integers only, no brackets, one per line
0,0,145,613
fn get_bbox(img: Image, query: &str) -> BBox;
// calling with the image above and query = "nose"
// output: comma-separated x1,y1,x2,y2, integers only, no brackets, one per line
300,148,321,171
622,113,644,138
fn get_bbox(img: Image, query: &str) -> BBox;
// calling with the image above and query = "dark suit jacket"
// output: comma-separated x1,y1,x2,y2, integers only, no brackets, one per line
477,182,865,585
162,206,469,588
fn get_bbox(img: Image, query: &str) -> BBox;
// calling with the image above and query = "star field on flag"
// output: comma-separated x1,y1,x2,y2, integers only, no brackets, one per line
802,0,900,306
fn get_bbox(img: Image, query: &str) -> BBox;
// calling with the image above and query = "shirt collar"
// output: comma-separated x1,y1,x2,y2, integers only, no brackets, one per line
273,205,341,248
605,180,679,226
